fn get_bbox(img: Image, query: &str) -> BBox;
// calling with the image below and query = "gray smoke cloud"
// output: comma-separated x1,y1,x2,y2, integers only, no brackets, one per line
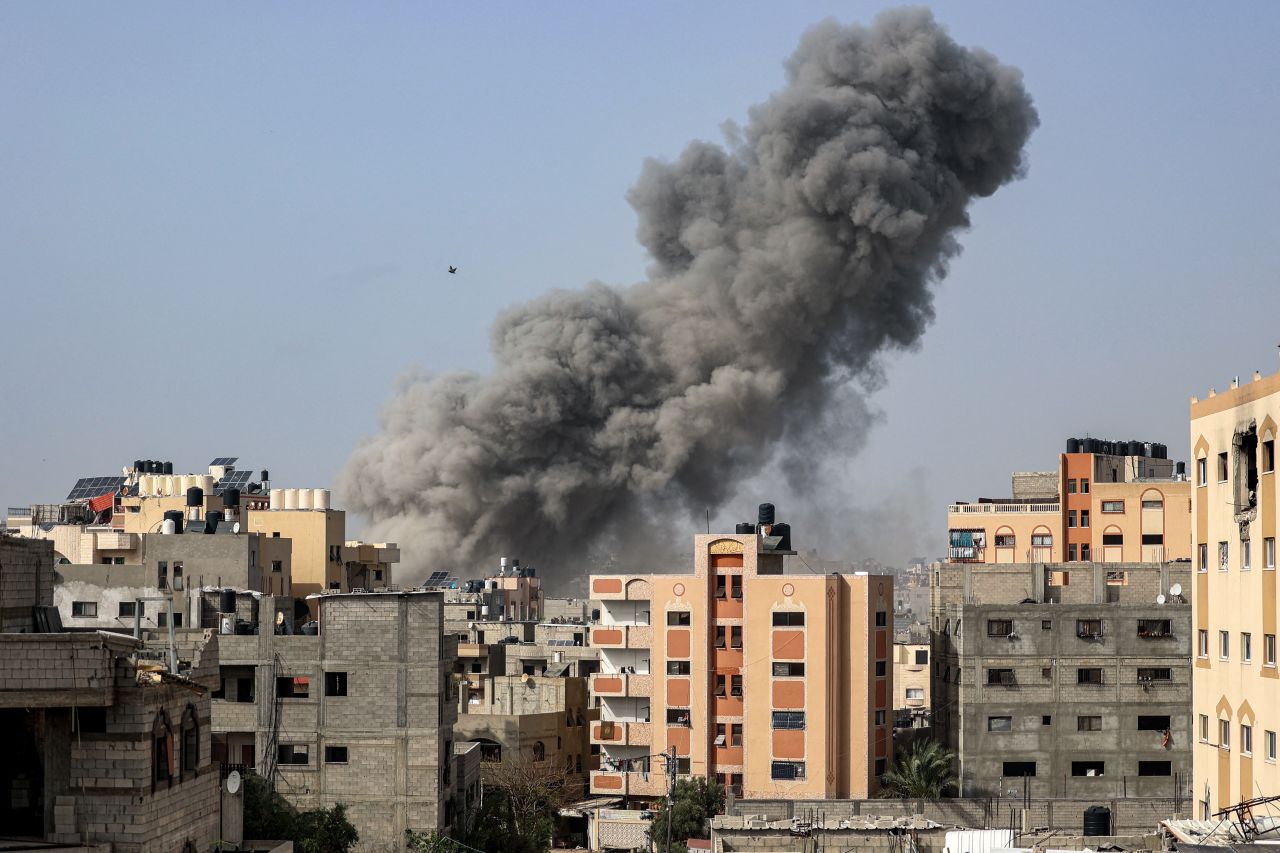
339,8,1038,585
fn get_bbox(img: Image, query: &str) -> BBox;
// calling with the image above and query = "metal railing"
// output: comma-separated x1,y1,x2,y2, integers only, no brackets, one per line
949,502,1060,514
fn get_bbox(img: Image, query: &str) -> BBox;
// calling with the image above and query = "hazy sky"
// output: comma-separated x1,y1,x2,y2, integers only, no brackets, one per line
3,3,1279,564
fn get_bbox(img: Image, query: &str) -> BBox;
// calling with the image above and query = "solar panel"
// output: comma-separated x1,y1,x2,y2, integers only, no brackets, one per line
209,456,239,467
213,469,254,494
425,571,450,586
66,476,126,501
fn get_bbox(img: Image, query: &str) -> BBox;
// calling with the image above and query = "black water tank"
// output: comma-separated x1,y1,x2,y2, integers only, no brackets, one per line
261,469,269,482
735,522,756,534
1154,443,1167,459
1083,806,1111,837
1066,438,1081,454
219,588,236,614
1177,461,1187,475
204,510,224,533
224,488,241,508
186,486,203,507
134,459,144,472
162,510,184,534
758,503,775,526
149,460,161,473
162,461,173,475
771,522,792,551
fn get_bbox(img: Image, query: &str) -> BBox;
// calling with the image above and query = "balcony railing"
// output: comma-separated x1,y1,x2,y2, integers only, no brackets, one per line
591,672,653,698
949,502,1060,514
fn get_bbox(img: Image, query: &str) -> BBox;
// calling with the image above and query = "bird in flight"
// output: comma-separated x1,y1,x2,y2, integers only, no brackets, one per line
448,266,458,274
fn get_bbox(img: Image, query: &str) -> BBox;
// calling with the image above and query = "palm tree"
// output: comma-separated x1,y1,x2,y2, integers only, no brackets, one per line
879,740,958,799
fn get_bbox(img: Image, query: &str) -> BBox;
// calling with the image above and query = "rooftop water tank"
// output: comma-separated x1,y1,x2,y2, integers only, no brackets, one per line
269,488,283,510
162,461,174,475
758,503,776,526
161,518,176,535
297,488,313,510
1083,806,1111,837
283,489,299,510
313,489,331,510
186,487,204,508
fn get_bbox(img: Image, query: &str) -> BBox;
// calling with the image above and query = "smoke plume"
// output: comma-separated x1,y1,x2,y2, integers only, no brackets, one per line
340,8,1038,584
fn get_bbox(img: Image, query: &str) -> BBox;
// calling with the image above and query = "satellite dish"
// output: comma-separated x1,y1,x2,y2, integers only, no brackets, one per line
1170,583,1183,597
226,770,242,794
275,611,285,625
520,673,530,683
232,521,241,535
1156,594,1166,605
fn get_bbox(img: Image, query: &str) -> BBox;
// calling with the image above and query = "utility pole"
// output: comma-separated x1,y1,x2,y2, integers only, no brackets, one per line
664,745,677,853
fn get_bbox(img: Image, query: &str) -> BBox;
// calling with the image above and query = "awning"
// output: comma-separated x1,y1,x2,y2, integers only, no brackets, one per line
558,797,621,818
88,491,116,513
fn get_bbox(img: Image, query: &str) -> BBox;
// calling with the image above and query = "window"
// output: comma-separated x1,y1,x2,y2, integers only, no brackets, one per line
986,668,1014,685
277,676,310,698
153,712,173,789
730,576,742,600
272,560,283,573
1265,439,1276,473
1243,633,1253,662
1243,724,1254,756
731,723,742,746
906,688,924,700
875,661,887,677
181,705,199,776
715,675,726,696
666,661,691,675
1244,541,1252,570
1268,730,1277,762
715,626,727,648
72,601,97,618
715,575,727,599
1138,715,1171,731
771,761,805,780
278,744,310,765
1078,716,1103,731
1042,619,1052,630
1101,500,1125,513
1220,719,1231,749
1076,619,1102,639
325,746,348,763
1268,538,1276,569
1032,534,1052,547
1142,533,1164,545
1081,478,1089,493
157,611,183,628
1072,761,1105,776
987,716,1012,732
1068,510,1077,528
987,619,1013,637
1068,479,1077,494
875,611,888,627
325,672,348,697
995,534,1015,547
1042,715,1052,726
1068,544,1078,561
667,611,690,626
1077,668,1104,685
1199,629,1209,657
118,601,142,618
730,675,743,697
1197,457,1207,485
1081,544,1091,561
772,711,806,730
914,650,928,665
1003,761,1036,777
1138,619,1171,637
1199,543,1209,571
1200,715,1208,741
1268,634,1277,666
666,709,691,726
772,611,805,627
1138,761,1171,777
772,662,805,677
1220,630,1230,659
875,710,886,725
1137,668,1172,682
1103,532,1123,546
158,560,168,589
1080,510,1090,527
715,723,726,746
731,626,743,649
1219,452,1229,482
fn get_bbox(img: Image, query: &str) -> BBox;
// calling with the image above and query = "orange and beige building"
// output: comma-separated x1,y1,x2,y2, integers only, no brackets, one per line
947,439,1192,565
1191,370,1280,816
586,509,892,801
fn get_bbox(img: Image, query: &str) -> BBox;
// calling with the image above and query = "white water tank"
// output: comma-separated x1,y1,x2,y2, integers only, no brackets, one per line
313,489,331,510
137,475,152,496
283,488,299,510
162,475,176,496
220,615,234,636
161,518,176,535
297,488,313,510
197,475,215,495
180,474,195,494
269,488,283,510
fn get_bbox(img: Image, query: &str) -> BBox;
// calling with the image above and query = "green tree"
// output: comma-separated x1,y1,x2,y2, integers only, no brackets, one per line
879,740,958,800
242,772,359,851
460,757,575,853
650,777,725,853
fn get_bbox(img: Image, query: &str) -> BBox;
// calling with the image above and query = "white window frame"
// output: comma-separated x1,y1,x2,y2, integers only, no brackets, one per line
1267,730,1277,763
1198,629,1209,658
1243,723,1254,756
1220,719,1231,750
1243,632,1253,663
1199,714,1209,742
1267,633,1277,667
1220,630,1230,660
1267,537,1276,570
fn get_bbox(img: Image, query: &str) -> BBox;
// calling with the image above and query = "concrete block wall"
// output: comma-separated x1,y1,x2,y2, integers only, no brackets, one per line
0,536,55,629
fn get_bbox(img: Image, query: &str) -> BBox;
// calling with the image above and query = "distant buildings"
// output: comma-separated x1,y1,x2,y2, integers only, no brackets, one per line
892,641,930,729
587,506,893,802
947,439,1191,565
1190,371,1280,817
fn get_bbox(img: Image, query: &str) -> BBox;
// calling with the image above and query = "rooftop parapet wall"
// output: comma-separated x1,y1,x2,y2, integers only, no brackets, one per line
0,632,136,707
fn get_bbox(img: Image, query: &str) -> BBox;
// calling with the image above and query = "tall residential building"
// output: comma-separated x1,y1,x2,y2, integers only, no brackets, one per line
892,641,931,729
1190,370,1280,816
947,438,1191,565
587,508,893,802
932,561,1192,798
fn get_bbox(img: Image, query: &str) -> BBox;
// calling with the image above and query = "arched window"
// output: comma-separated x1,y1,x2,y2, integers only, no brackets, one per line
532,740,546,761
181,704,199,778
153,711,173,791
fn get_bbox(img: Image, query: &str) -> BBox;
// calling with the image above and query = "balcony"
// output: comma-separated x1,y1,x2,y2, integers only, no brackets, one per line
93,530,137,551
590,625,653,649
590,769,667,798
591,720,652,747
590,576,652,601
949,502,1060,514
591,672,653,698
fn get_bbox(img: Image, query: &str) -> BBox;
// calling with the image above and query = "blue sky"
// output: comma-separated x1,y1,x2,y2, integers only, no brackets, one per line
3,3,1279,562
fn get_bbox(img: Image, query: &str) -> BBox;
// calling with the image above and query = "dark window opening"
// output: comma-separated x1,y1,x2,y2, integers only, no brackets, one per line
1077,668,1104,685
665,709,691,726
1138,619,1172,638
772,611,805,627
1072,761,1105,776
875,611,887,627
325,671,348,696
987,619,1013,637
276,676,310,698
667,611,691,626
1142,533,1164,545
1138,667,1172,682
75,707,108,733
987,668,1015,686
914,650,928,665
772,662,805,677
666,661,691,675
1138,760,1172,777
277,744,309,765
1138,715,1171,731
325,746,349,764
1003,761,1036,777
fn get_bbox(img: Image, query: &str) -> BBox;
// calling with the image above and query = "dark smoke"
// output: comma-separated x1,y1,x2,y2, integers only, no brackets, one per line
339,8,1038,585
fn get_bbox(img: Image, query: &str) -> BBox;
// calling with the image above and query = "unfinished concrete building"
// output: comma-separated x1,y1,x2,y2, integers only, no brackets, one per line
209,589,472,849
0,535,222,849
932,561,1192,798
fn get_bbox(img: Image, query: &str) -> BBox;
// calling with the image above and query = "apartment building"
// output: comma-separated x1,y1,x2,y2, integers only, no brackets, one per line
209,589,471,849
947,439,1191,565
0,535,222,848
932,561,1192,798
587,507,893,802
892,642,930,729
1189,370,1280,816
